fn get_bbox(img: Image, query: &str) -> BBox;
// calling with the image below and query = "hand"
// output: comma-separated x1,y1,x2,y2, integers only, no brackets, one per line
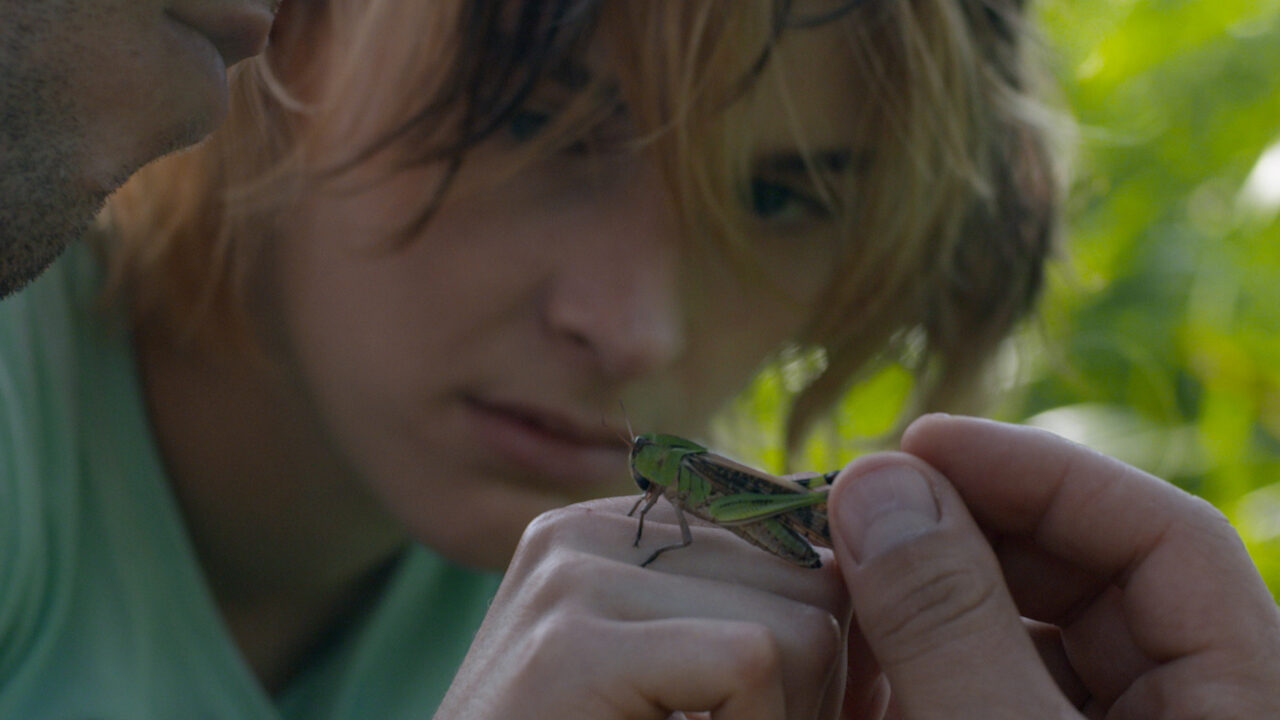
436,496,855,720
826,414,1280,719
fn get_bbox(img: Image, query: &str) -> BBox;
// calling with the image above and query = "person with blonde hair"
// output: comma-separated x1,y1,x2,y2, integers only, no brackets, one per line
2,0,1275,717
0,0,278,297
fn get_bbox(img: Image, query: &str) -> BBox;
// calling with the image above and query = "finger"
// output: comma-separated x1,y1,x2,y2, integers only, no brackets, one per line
899,415,1279,658
509,509,847,719
537,614,788,719
1024,619,1090,710
1059,586,1155,707
598,551,845,720
982,536,1154,697
965,533,1161,703
842,621,889,720
828,453,1080,718
519,497,848,613
986,534,1098,621
631,618,788,720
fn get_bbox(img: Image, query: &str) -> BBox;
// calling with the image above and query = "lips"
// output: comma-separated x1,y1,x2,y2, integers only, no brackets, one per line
463,396,631,490
167,0,277,67
470,397,625,448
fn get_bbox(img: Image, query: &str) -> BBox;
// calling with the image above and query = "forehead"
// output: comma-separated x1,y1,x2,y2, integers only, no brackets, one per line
744,19,863,154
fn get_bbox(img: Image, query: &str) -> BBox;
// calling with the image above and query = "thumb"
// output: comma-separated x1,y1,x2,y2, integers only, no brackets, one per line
828,453,1077,719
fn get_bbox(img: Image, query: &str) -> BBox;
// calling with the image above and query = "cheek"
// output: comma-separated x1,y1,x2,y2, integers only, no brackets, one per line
670,264,814,424
267,208,451,431
264,177,535,430
262,216,488,545
684,229,842,385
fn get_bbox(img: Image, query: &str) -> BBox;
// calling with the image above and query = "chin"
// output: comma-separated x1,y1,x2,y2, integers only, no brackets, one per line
88,109,218,198
0,174,105,298
401,492,567,572
415,520,528,572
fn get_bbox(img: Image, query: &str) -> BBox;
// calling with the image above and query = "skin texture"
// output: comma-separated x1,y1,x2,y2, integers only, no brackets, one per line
112,3,1280,717
436,497,852,720
0,0,276,297
435,415,1280,719
136,15,860,689
827,414,1280,719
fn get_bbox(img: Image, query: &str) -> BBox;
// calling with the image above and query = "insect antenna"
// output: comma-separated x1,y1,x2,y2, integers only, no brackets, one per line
617,401,636,446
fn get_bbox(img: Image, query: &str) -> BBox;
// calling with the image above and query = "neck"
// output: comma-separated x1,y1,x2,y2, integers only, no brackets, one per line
134,321,408,690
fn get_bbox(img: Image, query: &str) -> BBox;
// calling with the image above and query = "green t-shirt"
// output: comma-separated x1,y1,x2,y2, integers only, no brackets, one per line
0,243,500,719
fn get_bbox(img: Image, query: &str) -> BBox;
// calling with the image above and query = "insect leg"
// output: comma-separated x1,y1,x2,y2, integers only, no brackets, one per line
629,490,663,547
639,500,694,568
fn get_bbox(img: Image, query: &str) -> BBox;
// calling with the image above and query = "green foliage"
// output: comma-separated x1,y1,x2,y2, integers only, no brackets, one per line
1023,0,1280,598
719,0,1280,596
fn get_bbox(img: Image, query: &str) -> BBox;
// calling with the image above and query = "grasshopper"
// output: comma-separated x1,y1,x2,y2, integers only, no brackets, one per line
626,432,838,568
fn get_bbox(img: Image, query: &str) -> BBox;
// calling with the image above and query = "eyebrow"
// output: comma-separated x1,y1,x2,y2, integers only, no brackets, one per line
538,56,866,178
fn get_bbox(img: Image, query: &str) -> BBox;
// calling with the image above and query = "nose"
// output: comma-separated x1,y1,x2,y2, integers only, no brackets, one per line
544,168,686,379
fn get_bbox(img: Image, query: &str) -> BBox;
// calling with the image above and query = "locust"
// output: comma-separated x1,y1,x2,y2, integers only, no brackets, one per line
626,432,839,568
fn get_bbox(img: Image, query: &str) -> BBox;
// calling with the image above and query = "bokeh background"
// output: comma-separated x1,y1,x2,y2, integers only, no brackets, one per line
721,0,1280,597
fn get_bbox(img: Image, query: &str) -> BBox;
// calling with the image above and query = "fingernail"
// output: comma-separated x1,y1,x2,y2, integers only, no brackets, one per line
838,464,940,564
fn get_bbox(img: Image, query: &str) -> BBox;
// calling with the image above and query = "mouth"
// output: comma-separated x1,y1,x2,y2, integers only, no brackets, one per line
167,1,276,67
469,396,627,447
462,396,631,491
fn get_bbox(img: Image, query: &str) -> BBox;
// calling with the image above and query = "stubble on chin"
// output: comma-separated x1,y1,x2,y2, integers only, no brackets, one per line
0,176,103,298
0,103,105,298
0,39,106,298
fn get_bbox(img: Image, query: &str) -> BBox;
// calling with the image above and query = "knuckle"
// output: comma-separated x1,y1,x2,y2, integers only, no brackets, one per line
509,544,606,610
725,624,784,686
1187,660,1280,719
529,603,593,655
792,602,844,662
510,505,596,573
1177,494,1253,558
520,505,587,547
1126,671,1279,720
549,553,608,603
513,604,610,683
1183,492,1231,528
859,548,1003,664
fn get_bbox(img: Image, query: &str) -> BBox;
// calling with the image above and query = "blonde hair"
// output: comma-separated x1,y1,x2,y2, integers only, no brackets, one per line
102,0,1060,452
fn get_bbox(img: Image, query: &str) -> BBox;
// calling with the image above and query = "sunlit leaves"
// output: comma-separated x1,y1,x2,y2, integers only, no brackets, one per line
719,0,1280,596
1027,0,1280,595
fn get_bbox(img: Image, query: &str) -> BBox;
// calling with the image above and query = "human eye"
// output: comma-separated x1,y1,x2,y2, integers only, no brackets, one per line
748,176,833,224
746,149,855,226
508,106,604,156
508,108,553,143
507,95,631,156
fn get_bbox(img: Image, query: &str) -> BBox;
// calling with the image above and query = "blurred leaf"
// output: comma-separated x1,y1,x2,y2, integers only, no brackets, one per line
719,0,1280,598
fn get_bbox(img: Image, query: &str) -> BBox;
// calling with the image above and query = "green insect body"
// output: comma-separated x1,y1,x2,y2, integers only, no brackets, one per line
626,432,837,568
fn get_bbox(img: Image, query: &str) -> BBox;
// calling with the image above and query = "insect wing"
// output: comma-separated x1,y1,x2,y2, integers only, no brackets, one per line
682,451,811,495
777,470,837,547
627,432,839,568
679,453,824,567
684,452,833,547
731,517,822,568
775,501,831,549
706,491,825,524
682,452,833,552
